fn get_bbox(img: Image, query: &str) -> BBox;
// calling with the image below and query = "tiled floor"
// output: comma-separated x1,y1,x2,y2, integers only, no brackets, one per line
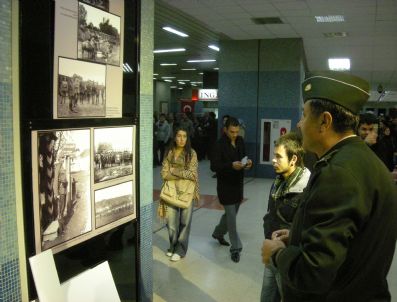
152,160,397,302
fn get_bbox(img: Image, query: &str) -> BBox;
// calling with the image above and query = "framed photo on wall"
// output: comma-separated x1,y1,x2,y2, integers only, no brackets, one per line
31,125,136,254
32,129,92,253
78,1,121,66
57,57,106,118
93,126,134,183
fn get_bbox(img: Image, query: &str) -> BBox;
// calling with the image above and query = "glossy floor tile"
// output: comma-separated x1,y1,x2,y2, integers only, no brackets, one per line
152,160,397,302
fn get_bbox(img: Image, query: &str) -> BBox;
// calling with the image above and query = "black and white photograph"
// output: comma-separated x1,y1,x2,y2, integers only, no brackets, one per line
94,126,134,183
36,129,91,251
57,57,106,118
94,181,134,228
81,0,109,11
78,2,121,66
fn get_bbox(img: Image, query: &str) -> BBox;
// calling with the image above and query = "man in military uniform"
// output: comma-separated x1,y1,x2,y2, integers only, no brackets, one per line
262,71,397,301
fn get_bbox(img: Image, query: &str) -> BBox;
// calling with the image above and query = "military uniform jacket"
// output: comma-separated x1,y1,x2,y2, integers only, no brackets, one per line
210,134,246,205
275,136,397,302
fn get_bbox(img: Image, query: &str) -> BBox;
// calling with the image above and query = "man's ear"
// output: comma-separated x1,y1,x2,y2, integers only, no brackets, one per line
320,111,333,132
290,154,298,166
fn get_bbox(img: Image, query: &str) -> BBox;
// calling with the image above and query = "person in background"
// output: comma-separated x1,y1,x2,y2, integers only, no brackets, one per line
261,132,310,302
211,117,252,263
156,113,171,164
159,126,199,262
376,122,396,171
262,70,397,301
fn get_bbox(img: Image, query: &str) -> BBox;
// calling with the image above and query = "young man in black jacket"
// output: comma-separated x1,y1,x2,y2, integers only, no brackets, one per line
211,117,252,263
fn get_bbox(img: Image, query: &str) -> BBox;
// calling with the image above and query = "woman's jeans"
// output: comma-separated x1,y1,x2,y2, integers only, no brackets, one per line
166,202,194,257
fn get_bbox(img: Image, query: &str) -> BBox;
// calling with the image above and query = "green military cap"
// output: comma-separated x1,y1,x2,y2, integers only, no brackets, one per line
302,70,370,114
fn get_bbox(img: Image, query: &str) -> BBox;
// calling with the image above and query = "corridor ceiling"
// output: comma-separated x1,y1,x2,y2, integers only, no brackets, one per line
154,0,397,102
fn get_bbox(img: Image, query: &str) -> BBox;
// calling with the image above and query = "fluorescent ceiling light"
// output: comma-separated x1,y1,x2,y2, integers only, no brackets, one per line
154,48,186,53
178,82,186,85
160,63,177,66
214,67,219,70
178,79,190,82
153,78,157,80
164,79,173,82
161,76,175,79
191,81,203,84
171,86,177,88
181,68,196,71
178,88,183,90
187,59,216,63
199,72,203,75
315,15,344,23
162,26,189,37
328,58,350,70
122,63,133,73
208,45,220,52
191,84,197,87
153,73,159,76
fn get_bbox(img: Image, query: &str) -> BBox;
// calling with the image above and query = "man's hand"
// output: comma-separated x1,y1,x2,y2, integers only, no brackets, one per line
245,159,253,169
261,239,286,265
271,229,290,244
232,161,244,170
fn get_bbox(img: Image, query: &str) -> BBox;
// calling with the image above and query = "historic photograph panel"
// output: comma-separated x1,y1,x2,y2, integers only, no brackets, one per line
94,126,133,183
35,129,92,252
94,181,134,228
80,0,109,11
57,57,106,118
78,2,121,66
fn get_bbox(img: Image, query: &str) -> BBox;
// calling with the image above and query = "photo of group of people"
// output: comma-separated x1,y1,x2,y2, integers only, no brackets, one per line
58,57,106,117
32,126,136,253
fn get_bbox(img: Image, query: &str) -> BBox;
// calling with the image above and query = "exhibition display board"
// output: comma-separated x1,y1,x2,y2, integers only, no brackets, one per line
19,1,140,301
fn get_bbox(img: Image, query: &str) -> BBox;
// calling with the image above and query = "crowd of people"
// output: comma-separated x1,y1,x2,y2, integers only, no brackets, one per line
156,70,397,301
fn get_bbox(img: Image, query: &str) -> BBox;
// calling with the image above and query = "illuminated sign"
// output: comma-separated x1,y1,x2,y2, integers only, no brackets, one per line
198,89,218,100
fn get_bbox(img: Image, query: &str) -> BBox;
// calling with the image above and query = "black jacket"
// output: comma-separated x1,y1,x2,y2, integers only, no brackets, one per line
275,137,397,302
210,134,246,205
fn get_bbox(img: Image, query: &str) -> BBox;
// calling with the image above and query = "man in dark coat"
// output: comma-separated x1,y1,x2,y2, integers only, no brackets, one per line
262,71,397,301
211,117,252,262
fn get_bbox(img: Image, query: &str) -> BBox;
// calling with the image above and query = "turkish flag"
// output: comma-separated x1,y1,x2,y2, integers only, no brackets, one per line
180,100,195,113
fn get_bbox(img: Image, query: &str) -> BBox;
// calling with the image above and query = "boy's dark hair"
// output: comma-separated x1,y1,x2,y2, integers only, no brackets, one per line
358,113,378,127
275,132,305,167
225,116,240,128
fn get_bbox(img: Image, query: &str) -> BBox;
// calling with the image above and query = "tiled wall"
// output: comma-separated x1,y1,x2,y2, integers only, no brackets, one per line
139,0,154,300
218,39,305,178
0,0,22,301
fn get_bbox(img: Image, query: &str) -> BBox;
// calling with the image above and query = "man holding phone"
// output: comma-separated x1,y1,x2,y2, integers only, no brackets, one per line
211,117,252,262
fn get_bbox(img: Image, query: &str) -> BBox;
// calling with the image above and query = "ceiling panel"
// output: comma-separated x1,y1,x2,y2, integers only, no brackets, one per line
157,0,397,93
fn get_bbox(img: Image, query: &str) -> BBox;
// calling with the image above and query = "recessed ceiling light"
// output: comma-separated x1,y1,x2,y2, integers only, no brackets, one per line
160,63,177,66
315,15,344,23
328,58,350,70
162,26,189,37
154,48,186,53
181,68,196,71
187,59,216,63
208,45,220,52
323,32,348,38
